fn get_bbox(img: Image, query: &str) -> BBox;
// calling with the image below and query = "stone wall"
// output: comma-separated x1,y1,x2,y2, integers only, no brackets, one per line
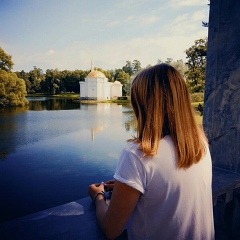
203,0,240,173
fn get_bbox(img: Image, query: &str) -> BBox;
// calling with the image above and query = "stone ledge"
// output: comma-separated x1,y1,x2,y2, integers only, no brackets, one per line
212,167,240,206
212,168,240,240
0,167,240,240
0,194,127,240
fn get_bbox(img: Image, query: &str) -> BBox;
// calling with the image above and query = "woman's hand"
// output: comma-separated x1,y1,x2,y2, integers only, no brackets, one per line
104,179,115,192
88,180,141,239
97,180,141,239
88,182,105,200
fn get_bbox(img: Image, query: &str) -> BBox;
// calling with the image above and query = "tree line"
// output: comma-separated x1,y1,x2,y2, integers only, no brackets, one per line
13,59,143,96
0,38,207,108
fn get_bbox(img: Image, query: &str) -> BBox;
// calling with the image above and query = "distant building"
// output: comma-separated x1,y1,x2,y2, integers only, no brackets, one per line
79,61,122,100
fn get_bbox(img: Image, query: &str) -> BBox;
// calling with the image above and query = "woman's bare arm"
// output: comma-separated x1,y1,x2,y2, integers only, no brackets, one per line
89,180,141,239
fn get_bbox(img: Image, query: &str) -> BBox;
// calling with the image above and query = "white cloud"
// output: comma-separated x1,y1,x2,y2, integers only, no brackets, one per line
68,29,207,70
192,10,207,21
174,13,189,23
116,0,151,8
139,16,159,24
107,15,159,28
107,20,120,27
170,0,208,7
172,10,208,34
11,21,208,72
46,49,55,55
8,0,209,72
124,16,135,23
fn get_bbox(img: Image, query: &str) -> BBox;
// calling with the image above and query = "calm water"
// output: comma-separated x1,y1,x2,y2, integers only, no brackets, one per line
0,97,136,223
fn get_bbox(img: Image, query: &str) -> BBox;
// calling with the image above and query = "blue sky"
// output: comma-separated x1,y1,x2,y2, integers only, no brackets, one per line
0,0,209,72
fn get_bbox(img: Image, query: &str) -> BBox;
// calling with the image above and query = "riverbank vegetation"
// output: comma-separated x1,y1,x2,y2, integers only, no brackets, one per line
1,38,207,109
0,47,28,108
26,92,203,120
27,92,80,99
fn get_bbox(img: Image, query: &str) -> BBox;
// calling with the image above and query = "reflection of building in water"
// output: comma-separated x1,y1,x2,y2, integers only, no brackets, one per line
79,60,122,100
91,126,104,142
83,104,136,142
125,116,137,132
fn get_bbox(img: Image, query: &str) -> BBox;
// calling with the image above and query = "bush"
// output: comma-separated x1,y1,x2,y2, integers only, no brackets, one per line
192,102,204,116
117,96,128,100
0,70,28,108
197,103,204,116
191,92,204,102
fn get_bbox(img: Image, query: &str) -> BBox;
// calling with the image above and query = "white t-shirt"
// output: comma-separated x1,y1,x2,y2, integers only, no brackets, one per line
114,135,214,240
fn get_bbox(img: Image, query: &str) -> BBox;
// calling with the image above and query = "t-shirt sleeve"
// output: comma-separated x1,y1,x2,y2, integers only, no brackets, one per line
113,147,146,194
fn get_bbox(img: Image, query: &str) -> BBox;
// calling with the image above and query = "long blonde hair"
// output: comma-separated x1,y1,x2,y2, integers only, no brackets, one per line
130,63,207,169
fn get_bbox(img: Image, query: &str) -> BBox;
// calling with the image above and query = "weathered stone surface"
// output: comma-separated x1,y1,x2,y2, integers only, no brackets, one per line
203,0,240,173
0,197,108,240
0,168,239,240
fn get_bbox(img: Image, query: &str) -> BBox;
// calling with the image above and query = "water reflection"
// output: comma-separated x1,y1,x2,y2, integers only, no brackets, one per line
91,127,104,142
0,99,137,160
125,115,137,132
0,97,137,222
27,97,80,110
0,107,28,159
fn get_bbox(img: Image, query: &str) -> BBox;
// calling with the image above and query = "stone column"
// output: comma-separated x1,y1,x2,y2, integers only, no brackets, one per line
203,0,240,173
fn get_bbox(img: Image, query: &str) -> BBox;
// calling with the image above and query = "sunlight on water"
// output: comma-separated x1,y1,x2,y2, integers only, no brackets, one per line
0,97,136,222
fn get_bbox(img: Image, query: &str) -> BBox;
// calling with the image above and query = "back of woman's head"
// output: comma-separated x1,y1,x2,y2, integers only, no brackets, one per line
130,63,206,169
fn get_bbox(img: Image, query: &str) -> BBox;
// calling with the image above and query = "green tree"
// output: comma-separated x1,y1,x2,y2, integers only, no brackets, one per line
169,59,188,79
15,70,31,93
115,70,130,85
185,38,207,93
122,61,134,76
28,66,45,93
0,70,28,108
60,70,69,92
124,75,135,96
61,69,87,93
16,70,29,81
42,69,61,94
0,47,14,71
122,60,142,76
69,70,86,92
115,70,130,95
156,59,188,78
165,58,173,64
15,67,45,94
132,60,141,74
102,69,114,82
145,64,152,68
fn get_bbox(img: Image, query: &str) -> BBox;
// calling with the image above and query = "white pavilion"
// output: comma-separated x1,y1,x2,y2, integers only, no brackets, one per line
79,61,122,100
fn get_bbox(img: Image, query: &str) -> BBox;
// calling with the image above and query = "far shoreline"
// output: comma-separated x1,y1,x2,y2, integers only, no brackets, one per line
26,93,203,125
27,93,131,104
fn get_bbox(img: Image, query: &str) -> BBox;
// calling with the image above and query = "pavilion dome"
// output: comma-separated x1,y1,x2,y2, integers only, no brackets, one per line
113,80,122,85
86,70,106,78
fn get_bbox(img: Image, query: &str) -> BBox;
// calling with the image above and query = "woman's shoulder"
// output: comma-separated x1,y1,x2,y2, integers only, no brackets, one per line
123,140,143,157
123,136,175,156
159,135,175,151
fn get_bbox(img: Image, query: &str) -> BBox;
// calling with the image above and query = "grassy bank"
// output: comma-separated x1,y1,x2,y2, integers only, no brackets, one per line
79,99,130,104
53,93,80,98
195,113,203,126
27,93,80,99
27,93,203,124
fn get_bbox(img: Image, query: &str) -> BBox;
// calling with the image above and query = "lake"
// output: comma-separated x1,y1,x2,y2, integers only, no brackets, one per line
0,97,136,223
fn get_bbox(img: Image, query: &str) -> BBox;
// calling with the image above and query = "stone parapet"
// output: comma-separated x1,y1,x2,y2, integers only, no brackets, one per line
0,168,239,240
203,0,240,173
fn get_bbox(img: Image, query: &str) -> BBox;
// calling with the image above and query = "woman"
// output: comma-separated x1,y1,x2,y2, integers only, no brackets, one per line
88,64,214,240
